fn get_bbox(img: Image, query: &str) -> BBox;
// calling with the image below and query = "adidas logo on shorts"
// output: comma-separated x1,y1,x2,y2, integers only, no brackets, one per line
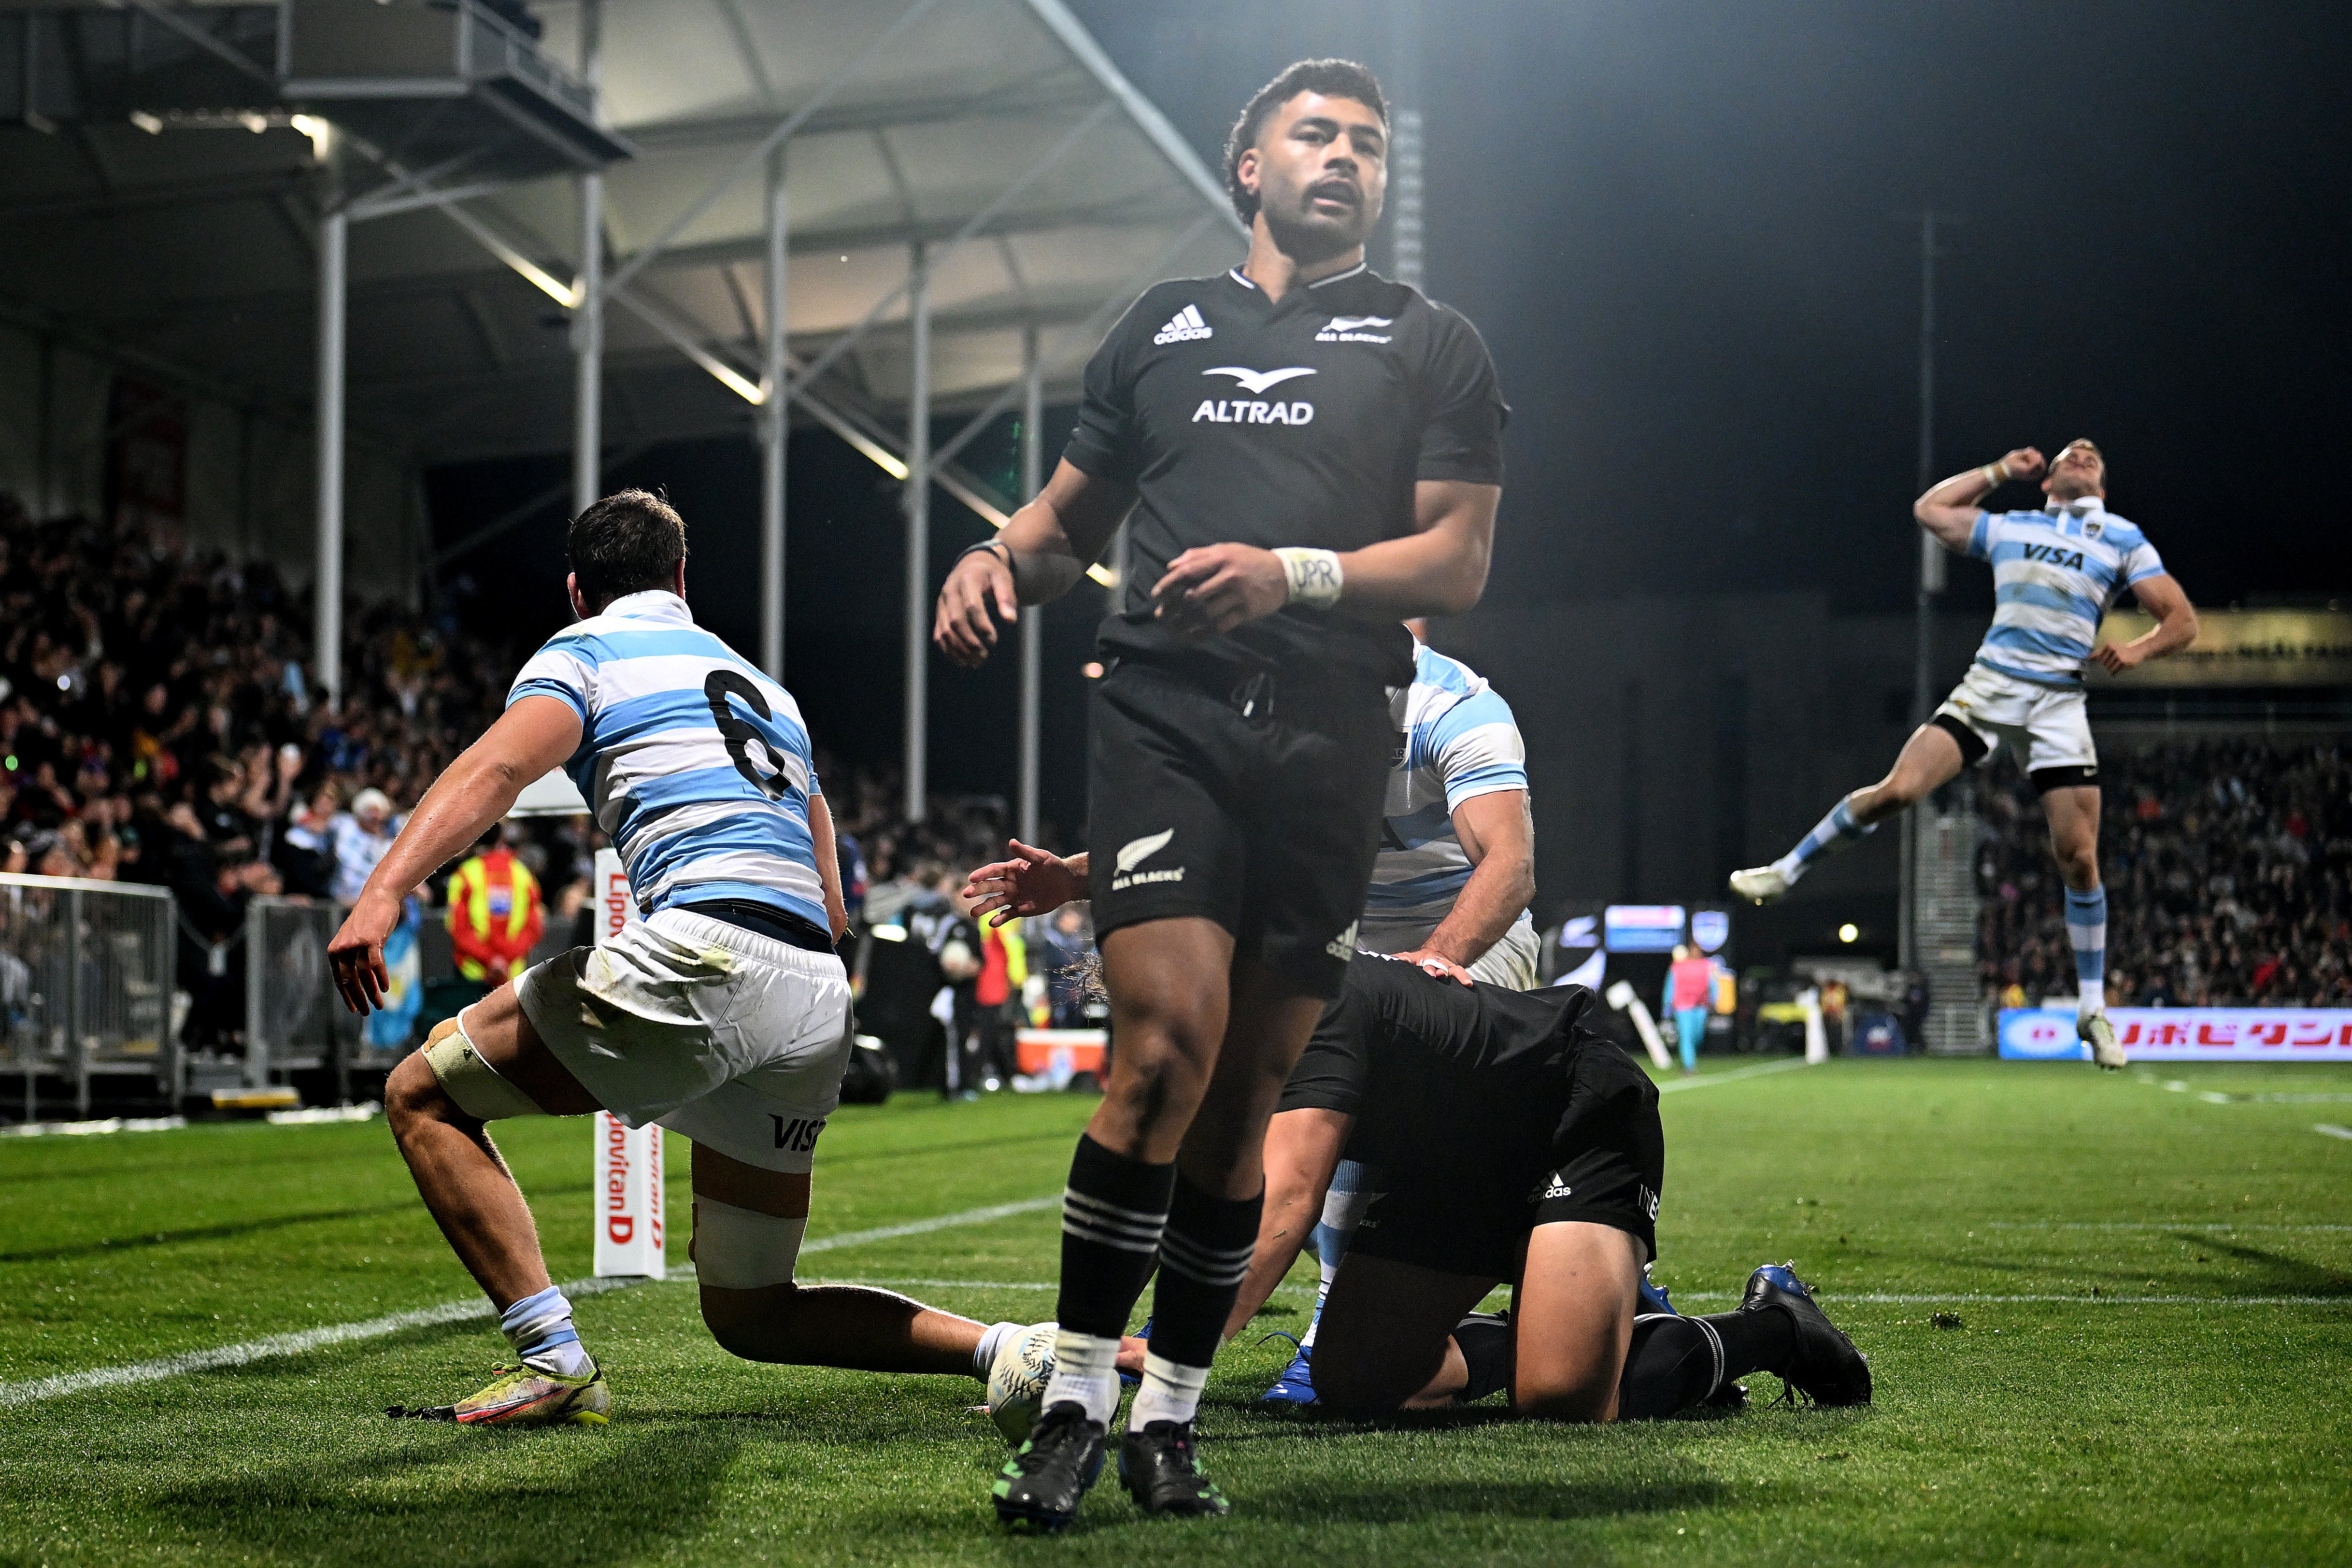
1153,304,1213,344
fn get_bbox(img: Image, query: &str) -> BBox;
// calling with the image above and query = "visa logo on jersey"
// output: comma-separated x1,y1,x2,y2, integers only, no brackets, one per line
2020,543,2088,570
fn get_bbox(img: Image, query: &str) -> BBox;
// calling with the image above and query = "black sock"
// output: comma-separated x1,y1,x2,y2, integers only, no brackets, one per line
1453,1311,1513,1405
1055,1134,1176,1338
1617,1315,1721,1419
1708,1306,1796,1379
1146,1174,1261,1369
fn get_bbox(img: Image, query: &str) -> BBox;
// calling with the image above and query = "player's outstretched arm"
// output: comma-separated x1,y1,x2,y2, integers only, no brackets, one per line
933,460,1136,668
1223,1107,1352,1341
2094,572,2198,673
1151,479,1501,635
1915,447,2042,548
328,695,582,1013
962,842,1088,927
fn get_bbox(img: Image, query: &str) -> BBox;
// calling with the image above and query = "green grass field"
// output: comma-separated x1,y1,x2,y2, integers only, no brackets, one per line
3,1056,2348,1566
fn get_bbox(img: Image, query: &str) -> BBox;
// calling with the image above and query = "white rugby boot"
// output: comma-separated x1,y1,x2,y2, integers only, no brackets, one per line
2078,1011,2126,1070
1729,864,1793,905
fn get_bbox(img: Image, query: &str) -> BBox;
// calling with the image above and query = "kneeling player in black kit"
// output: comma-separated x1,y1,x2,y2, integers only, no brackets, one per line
1224,954,1871,1419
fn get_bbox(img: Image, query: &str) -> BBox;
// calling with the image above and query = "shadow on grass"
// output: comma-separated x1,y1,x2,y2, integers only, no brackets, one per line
149,1425,744,1566
2166,1231,2352,1297
0,1202,421,1265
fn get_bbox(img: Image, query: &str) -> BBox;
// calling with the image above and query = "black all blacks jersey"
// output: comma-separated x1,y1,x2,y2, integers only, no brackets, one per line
1064,263,1508,688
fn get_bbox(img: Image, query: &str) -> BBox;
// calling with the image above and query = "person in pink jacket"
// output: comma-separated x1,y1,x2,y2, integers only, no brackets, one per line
1662,945,1714,1075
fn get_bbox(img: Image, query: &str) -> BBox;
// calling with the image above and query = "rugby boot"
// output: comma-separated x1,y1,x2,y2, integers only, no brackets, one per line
992,1400,1107,1534
1257,1340,1316,1406
1740,1263,1871,1407
446,1361,610,1426
1118,1420,1230,1517
2079,1012,2127,1070
1638,1265,1678,1316
1728,864,1792,905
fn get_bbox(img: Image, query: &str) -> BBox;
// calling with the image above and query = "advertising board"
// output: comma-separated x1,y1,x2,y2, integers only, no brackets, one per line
1998,1008,2352,1061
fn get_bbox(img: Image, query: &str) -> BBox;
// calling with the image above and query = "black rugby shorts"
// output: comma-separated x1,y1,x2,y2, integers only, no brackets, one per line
1086,657,1392,998
1347,1044,1665,1277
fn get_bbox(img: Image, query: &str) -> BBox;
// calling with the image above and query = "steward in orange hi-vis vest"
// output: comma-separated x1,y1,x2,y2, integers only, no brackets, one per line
445,839,545,984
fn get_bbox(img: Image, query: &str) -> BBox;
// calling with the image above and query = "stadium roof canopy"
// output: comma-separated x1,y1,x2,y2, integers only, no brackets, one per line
2,0,1245,820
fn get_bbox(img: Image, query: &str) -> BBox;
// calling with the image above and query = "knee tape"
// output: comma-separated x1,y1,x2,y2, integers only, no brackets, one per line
423,1023,544,1121
692,1197,808,1289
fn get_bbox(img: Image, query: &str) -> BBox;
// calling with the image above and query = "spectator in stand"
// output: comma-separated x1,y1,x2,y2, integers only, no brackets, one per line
329,788,400,905
1037,904,1095,1029
1976,739,2349,1008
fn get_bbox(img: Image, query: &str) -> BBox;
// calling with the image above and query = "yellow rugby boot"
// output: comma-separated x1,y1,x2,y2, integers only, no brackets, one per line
451,1361,611,1427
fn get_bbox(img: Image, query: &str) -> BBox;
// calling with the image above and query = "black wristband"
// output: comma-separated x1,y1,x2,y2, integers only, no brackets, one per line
957,539,1012,570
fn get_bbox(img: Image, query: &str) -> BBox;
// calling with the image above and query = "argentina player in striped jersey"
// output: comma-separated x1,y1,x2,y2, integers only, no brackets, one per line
1730,441,2197,1067
329,491,1117,1428
1363,622,1539,989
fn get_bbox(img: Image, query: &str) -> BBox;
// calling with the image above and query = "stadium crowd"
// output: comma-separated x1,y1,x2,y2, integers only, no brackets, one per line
0,494,1095,1057
1976,738,2352,1009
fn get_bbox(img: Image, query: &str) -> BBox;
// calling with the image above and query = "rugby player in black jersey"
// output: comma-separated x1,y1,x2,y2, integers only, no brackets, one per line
1224,953,1871,1423
934,58,1505,1529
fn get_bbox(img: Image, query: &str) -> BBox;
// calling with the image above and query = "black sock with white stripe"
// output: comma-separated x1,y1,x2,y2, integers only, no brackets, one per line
1617,1309,1798,1418
1133,1175,1260,1425
1038,1135,1176,1425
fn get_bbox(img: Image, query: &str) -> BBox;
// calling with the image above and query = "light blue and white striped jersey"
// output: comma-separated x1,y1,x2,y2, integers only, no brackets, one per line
507,591,826,928
1360,644,1529,946
1967,498,2166,688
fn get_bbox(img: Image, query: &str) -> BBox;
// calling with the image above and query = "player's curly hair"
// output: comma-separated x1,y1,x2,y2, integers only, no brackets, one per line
1222,58,1389,228
569,487,687,611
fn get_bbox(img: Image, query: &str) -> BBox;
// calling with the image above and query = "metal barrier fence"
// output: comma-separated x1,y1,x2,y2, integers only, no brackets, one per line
243,896,377,1103
0,873,177,1119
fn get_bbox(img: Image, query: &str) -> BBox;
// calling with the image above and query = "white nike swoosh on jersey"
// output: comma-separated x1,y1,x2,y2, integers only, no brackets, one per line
1201,366,1317,395
1115,828,1174,874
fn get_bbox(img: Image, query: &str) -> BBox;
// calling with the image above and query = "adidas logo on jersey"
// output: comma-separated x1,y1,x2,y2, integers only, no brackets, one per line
1153,304,1213,344
1316,313,1394,343
1535,1174,1573,1201
1326,921,1361,962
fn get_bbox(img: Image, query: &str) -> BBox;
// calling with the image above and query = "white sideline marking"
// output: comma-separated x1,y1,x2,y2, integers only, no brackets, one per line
0,1274,643,1411
2138,1078,2352,1106
2317,1124,2352,1141
0,1195,1058,1410
798,1196,1056,1255
1656,1058,1813,1094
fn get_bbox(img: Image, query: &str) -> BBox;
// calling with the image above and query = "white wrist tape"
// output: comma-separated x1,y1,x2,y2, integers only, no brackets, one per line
1272,547,1343,609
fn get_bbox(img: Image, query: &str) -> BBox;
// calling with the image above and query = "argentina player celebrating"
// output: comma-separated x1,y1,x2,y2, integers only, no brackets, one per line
1730,440,2198,1066
328,492,1077,1427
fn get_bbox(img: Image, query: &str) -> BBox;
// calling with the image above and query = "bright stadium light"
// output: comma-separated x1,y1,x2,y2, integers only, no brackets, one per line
1839,924,1859,944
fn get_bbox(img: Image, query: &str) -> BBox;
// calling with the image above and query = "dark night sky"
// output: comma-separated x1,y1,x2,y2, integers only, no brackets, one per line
433,1,2350,819
1070,0,2351,617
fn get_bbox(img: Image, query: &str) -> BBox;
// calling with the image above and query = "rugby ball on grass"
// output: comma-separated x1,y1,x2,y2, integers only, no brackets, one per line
986,1321,1059,1444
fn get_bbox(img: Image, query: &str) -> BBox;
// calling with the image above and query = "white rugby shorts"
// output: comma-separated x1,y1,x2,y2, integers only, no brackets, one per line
1935,663,2097,776
514,909,852,1174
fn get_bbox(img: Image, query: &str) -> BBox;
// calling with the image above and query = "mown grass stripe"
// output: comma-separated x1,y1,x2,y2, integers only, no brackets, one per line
0,1195,1057,1410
